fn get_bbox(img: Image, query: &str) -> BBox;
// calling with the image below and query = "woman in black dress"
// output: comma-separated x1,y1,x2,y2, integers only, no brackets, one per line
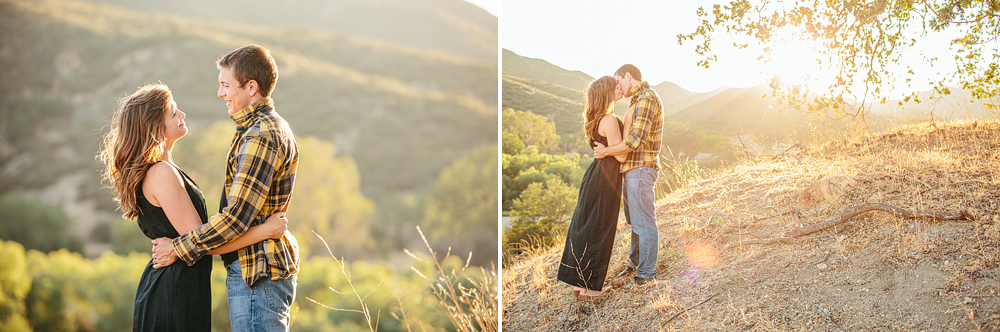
99,84,289,331
557,76,626,299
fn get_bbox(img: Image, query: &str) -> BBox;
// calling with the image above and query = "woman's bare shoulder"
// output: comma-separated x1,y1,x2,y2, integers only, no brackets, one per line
599,114,621,128
144,162,183,188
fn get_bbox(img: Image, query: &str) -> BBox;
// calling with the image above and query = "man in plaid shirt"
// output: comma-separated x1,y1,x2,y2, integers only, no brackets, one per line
594,64,663,288
151,44,300,331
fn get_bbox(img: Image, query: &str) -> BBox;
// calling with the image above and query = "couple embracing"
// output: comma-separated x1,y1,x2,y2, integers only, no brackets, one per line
557,64,663,299
99,44,299,331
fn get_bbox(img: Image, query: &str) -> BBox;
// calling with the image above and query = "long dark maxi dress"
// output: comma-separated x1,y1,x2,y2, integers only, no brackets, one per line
133,161,212,332
557,118,624,291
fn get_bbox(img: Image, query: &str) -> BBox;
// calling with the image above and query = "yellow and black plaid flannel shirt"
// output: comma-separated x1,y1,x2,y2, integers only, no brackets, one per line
622,81,663,173
172,97,300,287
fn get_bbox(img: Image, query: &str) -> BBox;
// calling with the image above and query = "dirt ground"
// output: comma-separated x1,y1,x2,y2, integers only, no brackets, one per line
502,120,1000,331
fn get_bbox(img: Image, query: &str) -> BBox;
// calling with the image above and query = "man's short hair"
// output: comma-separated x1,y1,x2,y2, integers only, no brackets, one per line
615,64,642,81
217,44,279,98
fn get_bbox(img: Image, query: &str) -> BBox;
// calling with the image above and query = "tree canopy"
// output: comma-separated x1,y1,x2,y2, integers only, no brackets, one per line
678,0,1000,121
502,108,562,153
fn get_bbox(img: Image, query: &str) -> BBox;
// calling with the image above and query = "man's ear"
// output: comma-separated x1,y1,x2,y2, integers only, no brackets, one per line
247,80,259,97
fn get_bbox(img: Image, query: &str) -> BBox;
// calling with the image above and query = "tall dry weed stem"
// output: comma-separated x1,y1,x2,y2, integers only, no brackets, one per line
306,230,383,332
406,226,498,332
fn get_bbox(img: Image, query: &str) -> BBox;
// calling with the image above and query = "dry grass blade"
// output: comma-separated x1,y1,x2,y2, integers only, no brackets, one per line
663,293,718,326
952,293,983,332
309,230,381,332
392,297,413,332
304,296,366,314
403,226,497,332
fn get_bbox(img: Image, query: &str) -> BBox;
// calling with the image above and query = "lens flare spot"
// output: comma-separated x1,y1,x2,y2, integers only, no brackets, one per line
684,241,718,269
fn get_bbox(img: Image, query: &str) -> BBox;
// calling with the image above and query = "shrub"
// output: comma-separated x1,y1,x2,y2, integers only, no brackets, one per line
0,194,82,253
502,109,561,153
502,132,525,155
0,241,31,331
110,218,151,255
503,179,577,253
423,144,499,267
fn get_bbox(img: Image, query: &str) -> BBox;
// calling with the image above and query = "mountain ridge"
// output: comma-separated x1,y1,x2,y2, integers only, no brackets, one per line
87,0,498,60
0,0,497,223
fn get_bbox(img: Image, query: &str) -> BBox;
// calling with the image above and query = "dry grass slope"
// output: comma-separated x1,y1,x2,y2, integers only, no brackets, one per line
503,119,1000,331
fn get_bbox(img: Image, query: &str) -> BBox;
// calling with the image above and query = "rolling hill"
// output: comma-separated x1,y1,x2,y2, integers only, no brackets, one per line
0,0,497,196
0,0,497,257
502,75,583,136
87,0,498,61
502,49,594,91
869,86,997,120
502,49,720,118
500,49,922,146
503,119,1000,331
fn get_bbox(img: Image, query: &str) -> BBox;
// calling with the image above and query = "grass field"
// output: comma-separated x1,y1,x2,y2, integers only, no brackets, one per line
502,119,1000,331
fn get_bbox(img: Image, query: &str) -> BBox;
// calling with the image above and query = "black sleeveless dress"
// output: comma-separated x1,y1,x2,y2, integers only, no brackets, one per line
557,118,624,291
132,161,212,332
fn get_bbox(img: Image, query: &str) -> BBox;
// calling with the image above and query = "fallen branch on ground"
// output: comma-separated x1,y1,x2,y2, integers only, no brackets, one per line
785,203,976,238
772,143,806,160
663,293,718,326
727,203,977,249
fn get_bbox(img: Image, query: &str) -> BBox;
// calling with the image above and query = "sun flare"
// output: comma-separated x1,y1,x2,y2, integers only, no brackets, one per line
762,30,833,88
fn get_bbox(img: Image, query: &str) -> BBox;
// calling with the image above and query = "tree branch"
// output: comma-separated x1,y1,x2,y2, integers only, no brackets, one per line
663,293,718,326
785,203,974,238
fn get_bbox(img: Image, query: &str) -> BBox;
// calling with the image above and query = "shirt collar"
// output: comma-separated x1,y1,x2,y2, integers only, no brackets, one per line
230,97,272,128
629,81,650,97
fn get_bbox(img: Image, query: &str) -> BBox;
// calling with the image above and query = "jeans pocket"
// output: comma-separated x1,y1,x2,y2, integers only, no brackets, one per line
262,277,296,317
226,261,242,278
641,167,658,188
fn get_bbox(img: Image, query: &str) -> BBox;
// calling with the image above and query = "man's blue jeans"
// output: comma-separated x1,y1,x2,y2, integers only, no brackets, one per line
624,166,658,279
226,260,297,332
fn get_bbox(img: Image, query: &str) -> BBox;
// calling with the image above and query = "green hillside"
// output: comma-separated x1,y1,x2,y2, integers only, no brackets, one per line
502,49,594,91
869,86,996,120
652,81,731,115
0,0,497,196
670,85,789,136
0,0,498,263
669,85,874,144
501,75,583,136
88,0,498,61
500,50,741,158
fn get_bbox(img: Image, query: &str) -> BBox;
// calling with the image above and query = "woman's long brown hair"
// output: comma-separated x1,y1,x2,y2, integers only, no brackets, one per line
582,76,616,145
98,84,172,219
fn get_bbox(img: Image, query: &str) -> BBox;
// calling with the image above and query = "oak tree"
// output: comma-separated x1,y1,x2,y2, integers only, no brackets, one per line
679,0,1000,121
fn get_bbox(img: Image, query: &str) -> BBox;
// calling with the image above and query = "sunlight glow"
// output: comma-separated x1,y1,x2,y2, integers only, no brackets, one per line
762,29,834,89
684,241,719,269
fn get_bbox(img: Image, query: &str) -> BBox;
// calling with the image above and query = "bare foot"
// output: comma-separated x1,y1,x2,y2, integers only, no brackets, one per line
576,285,612,299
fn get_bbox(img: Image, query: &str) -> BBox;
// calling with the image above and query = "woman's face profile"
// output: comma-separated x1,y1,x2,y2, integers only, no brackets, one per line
162,99,188,141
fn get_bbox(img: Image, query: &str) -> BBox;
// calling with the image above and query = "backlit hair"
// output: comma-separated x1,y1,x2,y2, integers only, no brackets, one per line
98,84,172,219
217,44,279,98
582,76,617,145
615,64,642,81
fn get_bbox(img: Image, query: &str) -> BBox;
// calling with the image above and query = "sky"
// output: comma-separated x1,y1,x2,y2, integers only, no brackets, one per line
502,0,771,92
501,0,981,96
465,0,499,17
